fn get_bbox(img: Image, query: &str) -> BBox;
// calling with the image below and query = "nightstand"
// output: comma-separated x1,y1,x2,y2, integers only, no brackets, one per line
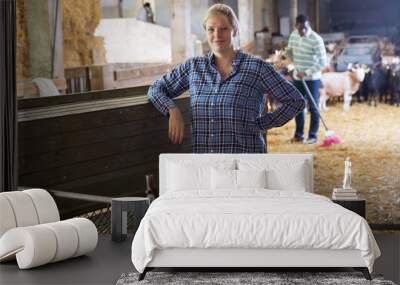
332,199,366,218
111,197,150,242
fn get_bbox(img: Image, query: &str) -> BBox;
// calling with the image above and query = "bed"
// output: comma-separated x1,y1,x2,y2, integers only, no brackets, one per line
131,153,380,280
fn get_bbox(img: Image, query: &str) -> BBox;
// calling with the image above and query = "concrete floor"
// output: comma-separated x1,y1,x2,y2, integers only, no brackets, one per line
374,232,400,284
0,235,134,285
0,233,399,285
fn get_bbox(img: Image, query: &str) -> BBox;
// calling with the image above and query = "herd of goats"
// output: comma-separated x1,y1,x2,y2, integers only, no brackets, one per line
266,40,400,112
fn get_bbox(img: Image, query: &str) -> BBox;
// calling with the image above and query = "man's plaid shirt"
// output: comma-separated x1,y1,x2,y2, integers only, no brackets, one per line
148,50,305,153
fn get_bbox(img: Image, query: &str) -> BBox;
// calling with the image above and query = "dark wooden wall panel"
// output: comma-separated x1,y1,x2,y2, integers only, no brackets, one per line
20,139,191,186
19,110,191,157
18,102,191,141
19,126,191,175
18,87,192,217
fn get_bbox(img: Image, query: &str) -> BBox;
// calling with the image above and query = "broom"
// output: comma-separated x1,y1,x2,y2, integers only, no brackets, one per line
301,80,341,147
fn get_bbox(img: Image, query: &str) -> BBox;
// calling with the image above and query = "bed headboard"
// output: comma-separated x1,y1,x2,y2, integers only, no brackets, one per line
159,153,314,195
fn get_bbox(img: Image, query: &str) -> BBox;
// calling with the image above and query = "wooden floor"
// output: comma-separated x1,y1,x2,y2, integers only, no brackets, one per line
0,233,399,285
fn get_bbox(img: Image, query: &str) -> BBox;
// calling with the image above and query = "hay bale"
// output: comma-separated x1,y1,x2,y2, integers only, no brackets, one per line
16,0,31,80
62,0,103,67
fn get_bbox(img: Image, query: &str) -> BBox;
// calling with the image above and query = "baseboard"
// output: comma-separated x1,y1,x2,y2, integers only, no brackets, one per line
370,224,400,231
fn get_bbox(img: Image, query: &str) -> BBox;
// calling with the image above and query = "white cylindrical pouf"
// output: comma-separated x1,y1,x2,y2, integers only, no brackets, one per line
0,195,17,237
42,221,79,263
24,189,60,224
1,192,39,227
64,218,98,257
0,226,57,269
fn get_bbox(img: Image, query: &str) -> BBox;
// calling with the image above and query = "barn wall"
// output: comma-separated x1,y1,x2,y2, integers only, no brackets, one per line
18,86,191,218
318,0,331,33
276,0,313,33
277,0,308,18
153,0,210,42
328,0,400,37
94,19,172,63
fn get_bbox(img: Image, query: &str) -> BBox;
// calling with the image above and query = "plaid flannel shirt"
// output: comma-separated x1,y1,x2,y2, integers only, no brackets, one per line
148,50,305,153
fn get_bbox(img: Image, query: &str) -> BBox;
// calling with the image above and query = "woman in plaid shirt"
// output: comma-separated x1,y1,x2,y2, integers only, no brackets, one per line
148,4,305,153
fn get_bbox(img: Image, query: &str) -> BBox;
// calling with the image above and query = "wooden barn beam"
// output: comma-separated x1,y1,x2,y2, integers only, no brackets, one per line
289,0,298,33
315,0,320,32
265,0,278,34
24,0,64,79
238,0,255,47
170,0,193,64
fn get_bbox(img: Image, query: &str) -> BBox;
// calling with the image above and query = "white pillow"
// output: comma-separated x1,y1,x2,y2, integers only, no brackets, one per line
236,169,267,189
210,169,268,191
237,159,308,191
266,166,307,191
167,160,236,192
167,162,210,191
211,168,236,191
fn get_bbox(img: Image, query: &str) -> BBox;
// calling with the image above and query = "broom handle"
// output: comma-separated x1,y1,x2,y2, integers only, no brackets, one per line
301,79,329,131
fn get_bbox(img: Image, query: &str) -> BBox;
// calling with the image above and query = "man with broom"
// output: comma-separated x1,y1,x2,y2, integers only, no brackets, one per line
287,14,327,144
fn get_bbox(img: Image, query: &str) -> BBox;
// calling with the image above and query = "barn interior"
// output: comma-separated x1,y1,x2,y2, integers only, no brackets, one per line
1,0,399,284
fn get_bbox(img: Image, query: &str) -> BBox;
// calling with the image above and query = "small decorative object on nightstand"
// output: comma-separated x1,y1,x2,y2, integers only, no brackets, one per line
332,199,366,218
332,157,365,218
111,197,150,242
342,157,352,190
332,157,360,200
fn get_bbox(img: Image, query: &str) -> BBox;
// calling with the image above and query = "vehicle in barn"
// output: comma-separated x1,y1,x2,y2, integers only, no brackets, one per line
336,35,382,72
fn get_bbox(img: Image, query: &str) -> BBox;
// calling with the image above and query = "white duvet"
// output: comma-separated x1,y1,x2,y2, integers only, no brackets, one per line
131,190,380,273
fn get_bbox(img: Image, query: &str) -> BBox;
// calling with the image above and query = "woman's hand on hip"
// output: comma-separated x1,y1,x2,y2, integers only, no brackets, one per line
168,107,185,144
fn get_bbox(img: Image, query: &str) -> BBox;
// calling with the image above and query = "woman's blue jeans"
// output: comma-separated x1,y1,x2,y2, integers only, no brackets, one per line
293,80,320,140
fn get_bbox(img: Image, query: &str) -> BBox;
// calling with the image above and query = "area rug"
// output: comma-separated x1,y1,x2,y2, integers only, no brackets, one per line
116,271,396,285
